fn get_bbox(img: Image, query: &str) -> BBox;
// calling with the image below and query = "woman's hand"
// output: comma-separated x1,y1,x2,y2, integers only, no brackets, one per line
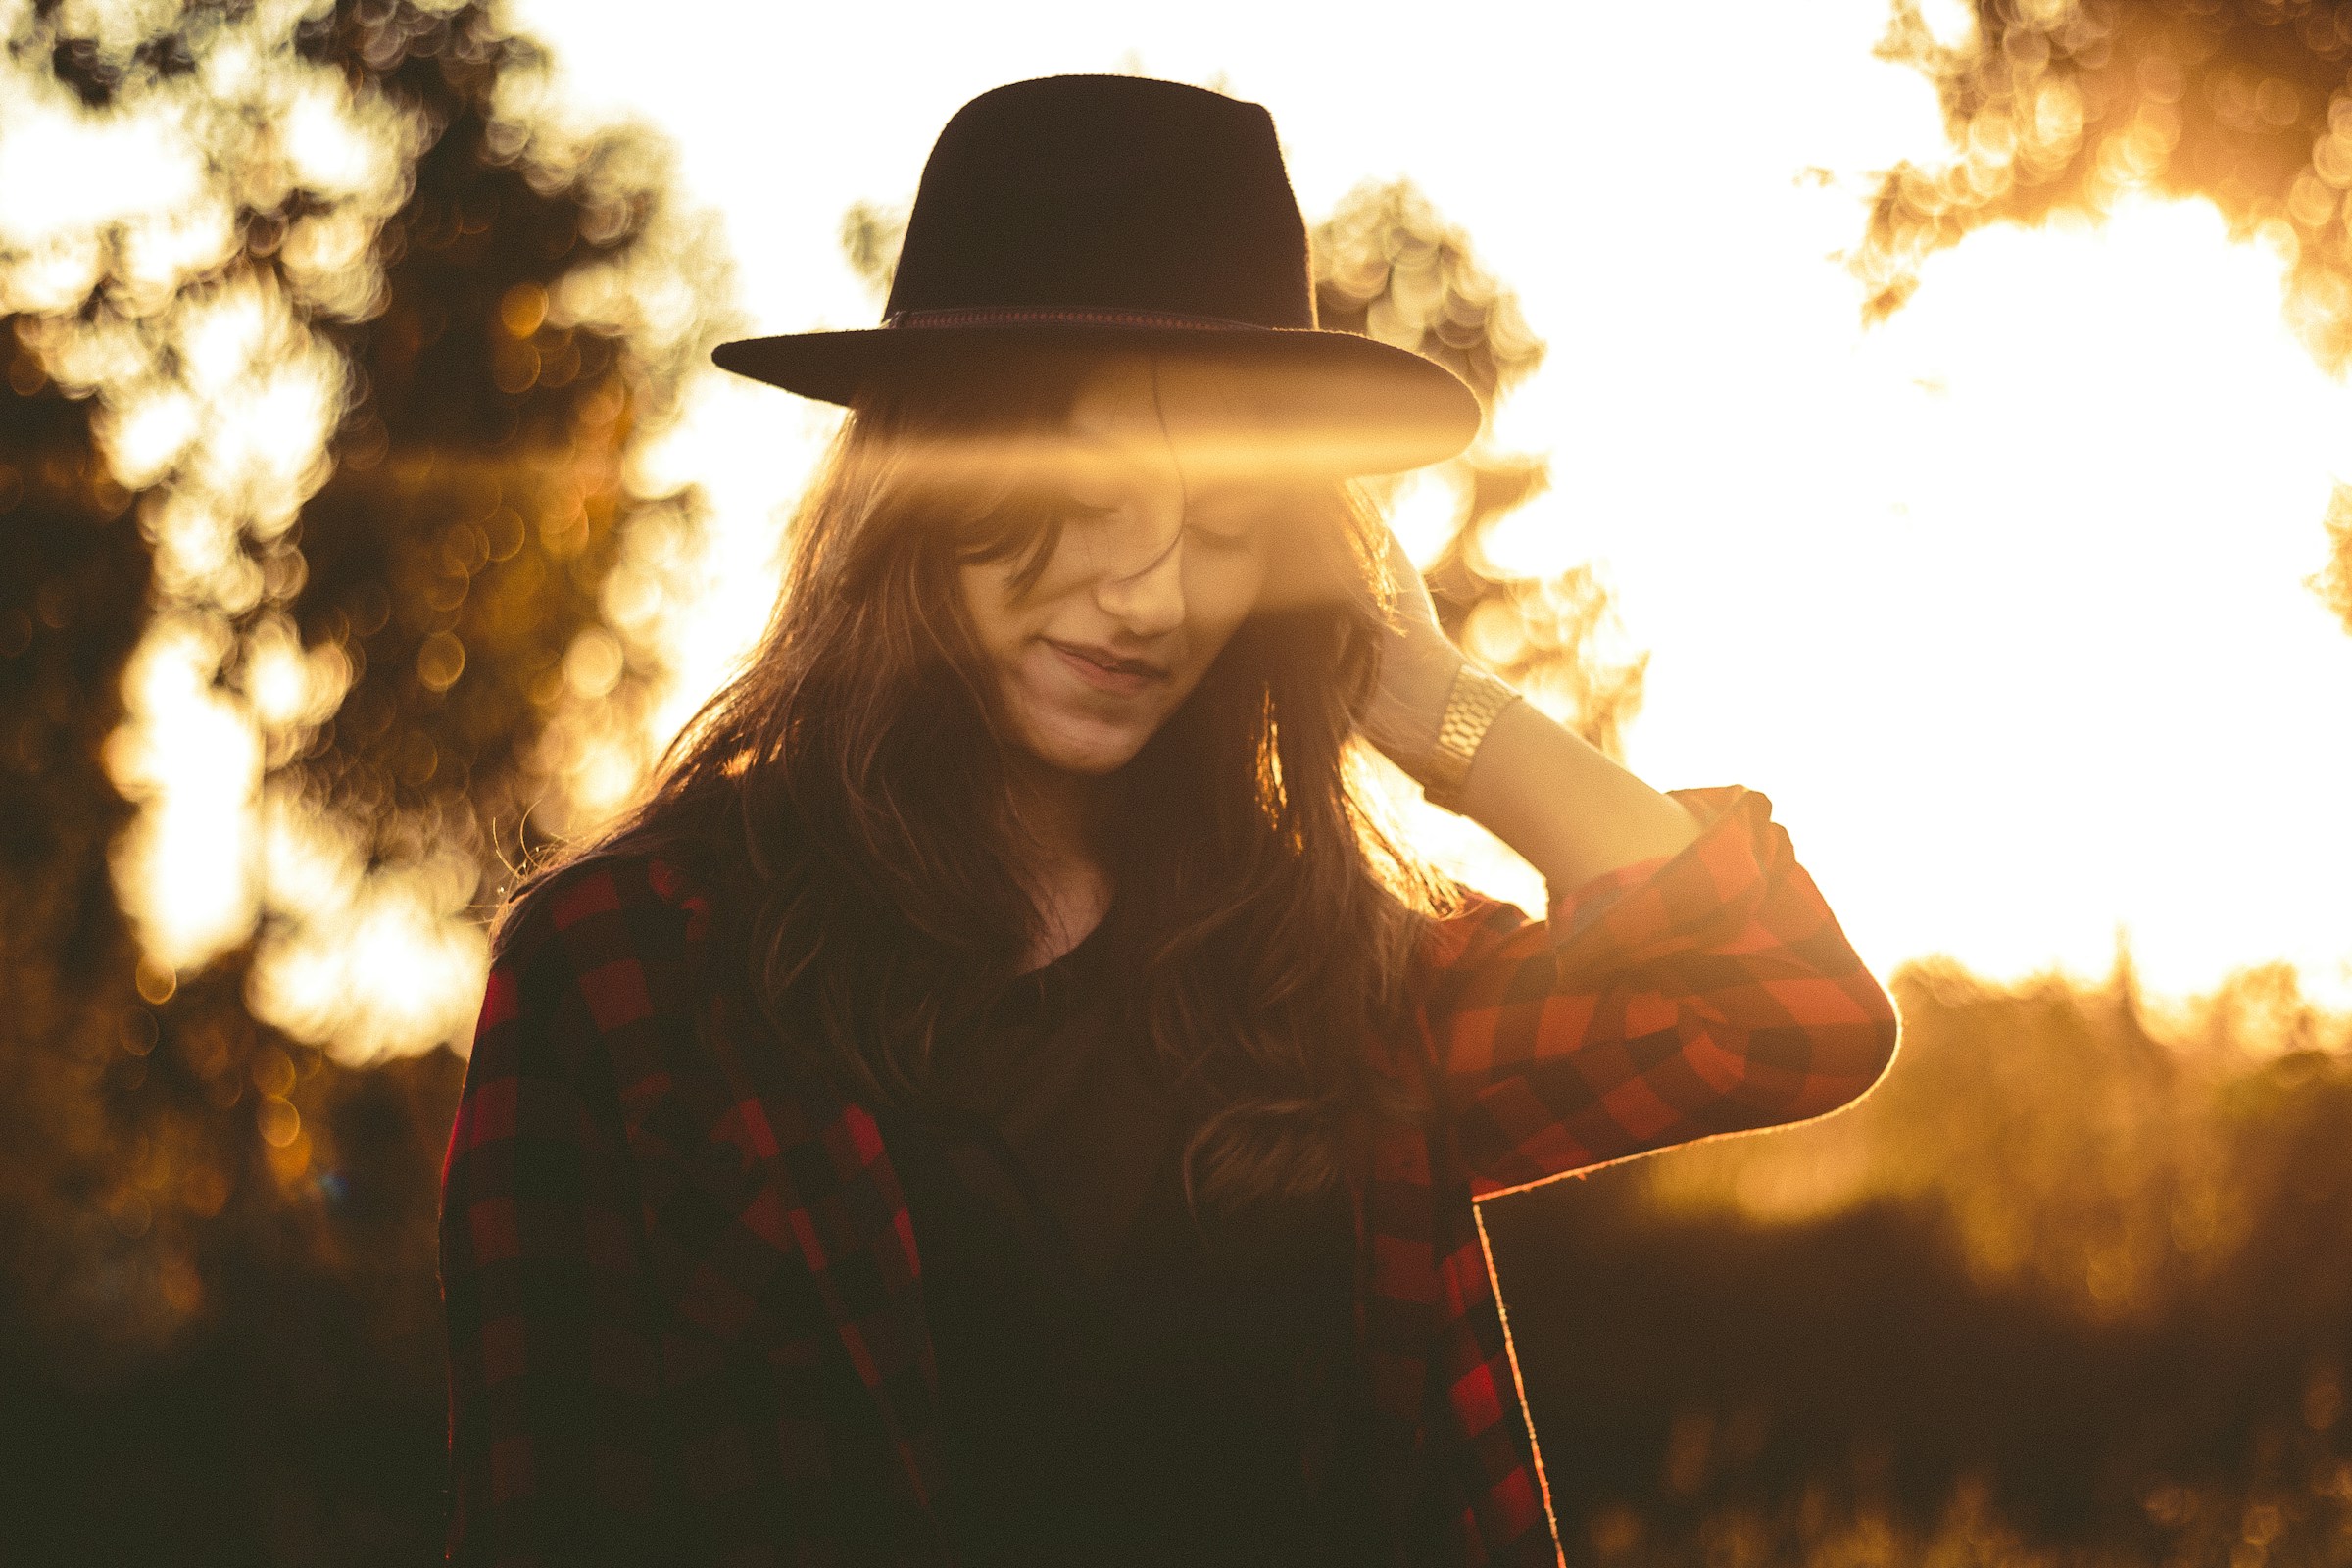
1358,519,1702,883
1361,524,1468,783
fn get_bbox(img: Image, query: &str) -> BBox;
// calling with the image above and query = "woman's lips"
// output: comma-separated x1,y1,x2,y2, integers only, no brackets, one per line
1045,639,1167,696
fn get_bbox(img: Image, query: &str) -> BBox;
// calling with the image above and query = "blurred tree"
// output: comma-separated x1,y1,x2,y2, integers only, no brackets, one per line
0,346,159,1359
1858,0,2352,636
840,198,908,301
2312,479,2352,632
1310,179,1648,760
1858,0,2352,334
0,0,727,1373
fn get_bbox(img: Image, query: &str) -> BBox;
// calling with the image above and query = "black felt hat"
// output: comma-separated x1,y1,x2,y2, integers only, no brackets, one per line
710,74,1482,475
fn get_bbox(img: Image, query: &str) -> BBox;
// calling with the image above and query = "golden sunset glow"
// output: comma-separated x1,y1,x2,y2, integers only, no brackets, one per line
17,4,2352,1562
4,0,2341,1057
518,0,2352,1027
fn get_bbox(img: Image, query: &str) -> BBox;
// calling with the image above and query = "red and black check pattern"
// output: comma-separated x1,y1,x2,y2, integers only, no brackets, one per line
440,783,1900,1565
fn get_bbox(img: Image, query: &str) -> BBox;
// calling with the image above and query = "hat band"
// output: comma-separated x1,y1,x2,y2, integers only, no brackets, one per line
884,306,1271,332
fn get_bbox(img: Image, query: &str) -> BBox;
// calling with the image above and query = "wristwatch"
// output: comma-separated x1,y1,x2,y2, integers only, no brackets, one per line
1418,662,1521,813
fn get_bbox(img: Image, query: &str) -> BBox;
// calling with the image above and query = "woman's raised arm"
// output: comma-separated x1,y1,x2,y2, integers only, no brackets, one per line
1410,785,1901,1198
1363,524,1702,894
1366,530,1897,1193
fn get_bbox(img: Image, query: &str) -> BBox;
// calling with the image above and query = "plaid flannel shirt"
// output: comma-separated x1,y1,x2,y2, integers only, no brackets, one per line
439,783,1900,1565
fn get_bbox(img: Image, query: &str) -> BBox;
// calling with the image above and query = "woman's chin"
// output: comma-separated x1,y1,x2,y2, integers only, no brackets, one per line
1014,711,1153,778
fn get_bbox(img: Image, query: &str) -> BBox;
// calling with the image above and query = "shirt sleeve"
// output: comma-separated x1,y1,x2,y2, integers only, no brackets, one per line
438,905,673,1566
1413,784,1901,1199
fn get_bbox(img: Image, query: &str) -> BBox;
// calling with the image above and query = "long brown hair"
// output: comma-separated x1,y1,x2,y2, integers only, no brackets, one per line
504,354,1452,1211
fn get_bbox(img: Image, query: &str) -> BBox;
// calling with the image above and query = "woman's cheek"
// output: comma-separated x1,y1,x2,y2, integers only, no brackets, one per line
1188,548,1266,629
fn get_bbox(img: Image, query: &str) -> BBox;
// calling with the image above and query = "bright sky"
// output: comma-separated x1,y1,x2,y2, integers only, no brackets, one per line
508,0,2352,1013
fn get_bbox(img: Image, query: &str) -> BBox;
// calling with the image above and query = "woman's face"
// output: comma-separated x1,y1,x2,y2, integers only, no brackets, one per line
958,355,1294,777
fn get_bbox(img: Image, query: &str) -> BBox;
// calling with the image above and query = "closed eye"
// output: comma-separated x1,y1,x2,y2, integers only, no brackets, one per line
1185,522,1255,550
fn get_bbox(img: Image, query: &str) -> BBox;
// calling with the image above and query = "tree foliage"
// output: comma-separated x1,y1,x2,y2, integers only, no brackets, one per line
1308,179,1649,760
1858,0,2352,636
1858,0,2352,330
0,0,726,1372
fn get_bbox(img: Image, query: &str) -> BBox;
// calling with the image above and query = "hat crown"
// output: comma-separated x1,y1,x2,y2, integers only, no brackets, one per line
882,75,1317,330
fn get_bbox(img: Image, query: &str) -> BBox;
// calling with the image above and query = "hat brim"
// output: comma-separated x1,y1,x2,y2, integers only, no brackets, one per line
710,323,1481,477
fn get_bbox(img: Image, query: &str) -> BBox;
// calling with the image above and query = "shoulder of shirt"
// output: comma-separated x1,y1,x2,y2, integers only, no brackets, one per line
1394,887,1540,1028
488,842,722,980
1419,886,1535,960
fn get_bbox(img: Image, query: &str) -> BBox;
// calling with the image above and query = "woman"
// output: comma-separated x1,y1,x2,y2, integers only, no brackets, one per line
439,74,1901,1566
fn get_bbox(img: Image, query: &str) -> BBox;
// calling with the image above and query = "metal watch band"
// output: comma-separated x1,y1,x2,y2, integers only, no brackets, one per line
1420,662,1521,812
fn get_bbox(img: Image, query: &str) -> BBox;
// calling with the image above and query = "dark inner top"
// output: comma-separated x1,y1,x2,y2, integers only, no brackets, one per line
872,909,1386,1566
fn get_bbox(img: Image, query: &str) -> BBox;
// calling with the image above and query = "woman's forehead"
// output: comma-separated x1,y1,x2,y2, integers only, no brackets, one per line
1057,355,1336,492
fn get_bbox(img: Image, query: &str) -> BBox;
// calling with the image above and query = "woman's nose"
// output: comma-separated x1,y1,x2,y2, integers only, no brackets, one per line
1093,517,1189,637
1087,466,1191,635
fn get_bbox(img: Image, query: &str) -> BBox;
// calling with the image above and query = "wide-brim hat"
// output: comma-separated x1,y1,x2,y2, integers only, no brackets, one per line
710,74,1482,476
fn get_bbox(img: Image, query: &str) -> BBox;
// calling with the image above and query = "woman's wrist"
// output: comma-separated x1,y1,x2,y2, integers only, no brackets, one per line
1363,631,1464,779
1415,663,1522,811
